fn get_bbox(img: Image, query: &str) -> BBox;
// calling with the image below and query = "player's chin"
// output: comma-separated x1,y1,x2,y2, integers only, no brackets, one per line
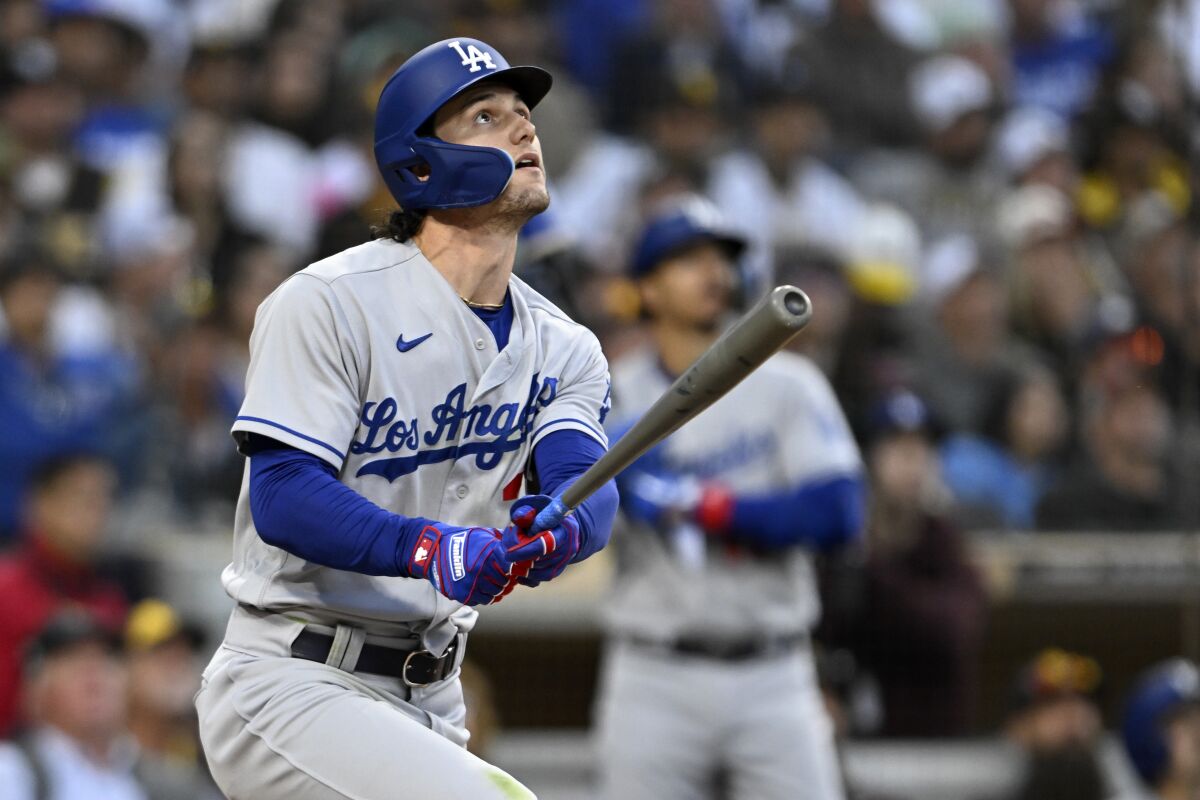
504,183,550,216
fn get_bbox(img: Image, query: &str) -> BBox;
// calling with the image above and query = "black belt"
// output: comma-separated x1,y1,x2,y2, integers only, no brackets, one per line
291,629,459,687
625,632,808,662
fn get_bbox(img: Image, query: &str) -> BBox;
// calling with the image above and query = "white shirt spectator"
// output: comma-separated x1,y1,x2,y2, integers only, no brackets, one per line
709,149,865,286
0,727,147,800
553,134,657,267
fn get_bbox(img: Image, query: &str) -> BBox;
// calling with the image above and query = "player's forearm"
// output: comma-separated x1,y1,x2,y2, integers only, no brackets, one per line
532,429,618,562
722,474,867,551
248,444,432,576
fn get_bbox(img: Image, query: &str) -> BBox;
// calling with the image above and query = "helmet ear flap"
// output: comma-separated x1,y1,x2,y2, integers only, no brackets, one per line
404,138,514,209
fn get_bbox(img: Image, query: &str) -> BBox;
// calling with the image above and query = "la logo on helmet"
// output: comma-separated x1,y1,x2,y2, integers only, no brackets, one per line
447,40,497,73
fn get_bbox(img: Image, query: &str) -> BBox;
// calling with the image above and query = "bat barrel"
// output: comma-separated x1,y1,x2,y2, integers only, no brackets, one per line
530,286,812,532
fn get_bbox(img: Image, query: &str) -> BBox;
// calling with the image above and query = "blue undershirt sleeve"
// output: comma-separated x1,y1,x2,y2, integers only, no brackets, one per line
247,440,432,575
531,429,618,563
727,474,867,552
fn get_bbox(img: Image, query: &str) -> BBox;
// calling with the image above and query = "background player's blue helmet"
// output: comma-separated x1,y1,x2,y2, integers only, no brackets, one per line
1122,659,1200,786
374,38,552,210
631,196,748,278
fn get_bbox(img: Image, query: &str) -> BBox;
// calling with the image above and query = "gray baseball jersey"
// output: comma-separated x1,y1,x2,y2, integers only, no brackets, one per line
603,346,861,641
224,237,610,651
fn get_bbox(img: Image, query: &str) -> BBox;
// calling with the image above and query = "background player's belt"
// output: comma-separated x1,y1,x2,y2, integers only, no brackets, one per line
290,628,459,687
624,632,808,662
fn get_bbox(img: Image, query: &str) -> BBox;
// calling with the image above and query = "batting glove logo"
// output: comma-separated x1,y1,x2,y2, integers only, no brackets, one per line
450,532,468,581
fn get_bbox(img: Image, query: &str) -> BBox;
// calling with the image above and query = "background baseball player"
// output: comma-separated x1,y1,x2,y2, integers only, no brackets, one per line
595,196,866,800
193,38,617,799
1122,659,1200,800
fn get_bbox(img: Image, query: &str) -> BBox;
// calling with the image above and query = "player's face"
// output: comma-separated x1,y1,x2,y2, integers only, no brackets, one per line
27,643,128,740
640,241,736,331
431,82,549,216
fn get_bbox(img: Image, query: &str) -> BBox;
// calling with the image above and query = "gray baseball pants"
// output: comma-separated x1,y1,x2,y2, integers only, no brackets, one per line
594,639,845,800
195,606,534,800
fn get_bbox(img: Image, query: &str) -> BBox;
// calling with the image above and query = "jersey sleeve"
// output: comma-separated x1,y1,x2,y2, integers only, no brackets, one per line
529,330,611,450
778,358,862,484
232,274,361,471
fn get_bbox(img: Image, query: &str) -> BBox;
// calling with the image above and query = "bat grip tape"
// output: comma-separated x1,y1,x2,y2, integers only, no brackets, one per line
531,495,570,532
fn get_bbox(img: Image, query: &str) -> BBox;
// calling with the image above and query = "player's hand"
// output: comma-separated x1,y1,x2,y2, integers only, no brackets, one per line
620,469,701,526
619,469,734,535
499,494,583,590
404,523,548,606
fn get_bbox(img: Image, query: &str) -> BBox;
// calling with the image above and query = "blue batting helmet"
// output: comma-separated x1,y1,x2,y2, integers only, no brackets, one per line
1122,659,1200,786
374,38,552,210
631,196,747,279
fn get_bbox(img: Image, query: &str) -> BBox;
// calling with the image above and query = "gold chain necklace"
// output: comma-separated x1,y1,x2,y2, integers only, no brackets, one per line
459,294,505,310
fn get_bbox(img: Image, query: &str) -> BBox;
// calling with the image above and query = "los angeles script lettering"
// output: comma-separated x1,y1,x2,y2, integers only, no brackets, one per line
350,374,558,480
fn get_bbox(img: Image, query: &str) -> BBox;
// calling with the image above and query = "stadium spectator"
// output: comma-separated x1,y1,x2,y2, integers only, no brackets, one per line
1006,0,1116,119
0,41,104,278
992,106,1078,194
123,599,220,799
1037,382,1177,531
709,66,866,288
940,365,1069,530
0,454,127,736
0,611,145,800
912,233,1038,436
1002,648,1109,800
998,184,1128,370
555,66,733,267
157,241,289,513
804,0,924,148
852,53,1001,243
601,0,745,135
828,205,923,438
1122,217,1200,412
179,40,256,121
1122,659,1200,800
823,390,987,737
0,251,136,539
44,0,171,173
1075,87,1189,242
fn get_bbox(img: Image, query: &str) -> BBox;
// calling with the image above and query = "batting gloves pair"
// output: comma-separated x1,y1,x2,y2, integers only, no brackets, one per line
404,522,550,606
403,502,581,606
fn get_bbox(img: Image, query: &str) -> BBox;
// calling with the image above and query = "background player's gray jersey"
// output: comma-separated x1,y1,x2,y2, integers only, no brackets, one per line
223,239,610,652
604,347,861,641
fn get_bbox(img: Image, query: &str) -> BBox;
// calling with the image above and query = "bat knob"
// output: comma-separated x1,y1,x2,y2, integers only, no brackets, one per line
783,290,808,317
772,285,813,329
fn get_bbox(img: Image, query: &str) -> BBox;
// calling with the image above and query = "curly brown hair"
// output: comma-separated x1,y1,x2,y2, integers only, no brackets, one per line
374,207,428,243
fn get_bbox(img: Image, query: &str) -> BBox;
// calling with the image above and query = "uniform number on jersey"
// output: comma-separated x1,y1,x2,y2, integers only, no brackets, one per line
448,41,497,73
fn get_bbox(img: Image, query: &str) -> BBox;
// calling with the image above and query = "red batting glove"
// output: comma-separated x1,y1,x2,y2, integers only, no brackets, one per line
693,483,736,535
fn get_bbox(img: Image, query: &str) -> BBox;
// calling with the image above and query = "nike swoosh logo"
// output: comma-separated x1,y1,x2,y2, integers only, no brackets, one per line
396,332,432,352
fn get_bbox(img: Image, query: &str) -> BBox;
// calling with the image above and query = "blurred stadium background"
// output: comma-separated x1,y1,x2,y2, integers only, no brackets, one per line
1,0,1199,798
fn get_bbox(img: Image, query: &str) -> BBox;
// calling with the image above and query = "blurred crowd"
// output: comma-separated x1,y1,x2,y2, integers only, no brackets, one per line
0,0,1198,797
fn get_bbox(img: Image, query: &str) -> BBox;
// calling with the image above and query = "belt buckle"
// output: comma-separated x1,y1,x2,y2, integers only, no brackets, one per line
402,649,433,688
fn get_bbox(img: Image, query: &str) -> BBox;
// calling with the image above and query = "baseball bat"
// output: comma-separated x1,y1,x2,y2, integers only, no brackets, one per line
531,285,813,532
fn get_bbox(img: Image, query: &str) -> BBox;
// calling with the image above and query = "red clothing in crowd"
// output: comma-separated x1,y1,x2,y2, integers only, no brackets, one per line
0,534,128,735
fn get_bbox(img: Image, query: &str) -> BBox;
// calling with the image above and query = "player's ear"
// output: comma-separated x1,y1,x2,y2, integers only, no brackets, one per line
637,275,662,319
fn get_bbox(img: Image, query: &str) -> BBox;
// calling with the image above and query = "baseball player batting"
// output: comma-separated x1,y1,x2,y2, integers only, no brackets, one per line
595,197,867,800
195,38,620,799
